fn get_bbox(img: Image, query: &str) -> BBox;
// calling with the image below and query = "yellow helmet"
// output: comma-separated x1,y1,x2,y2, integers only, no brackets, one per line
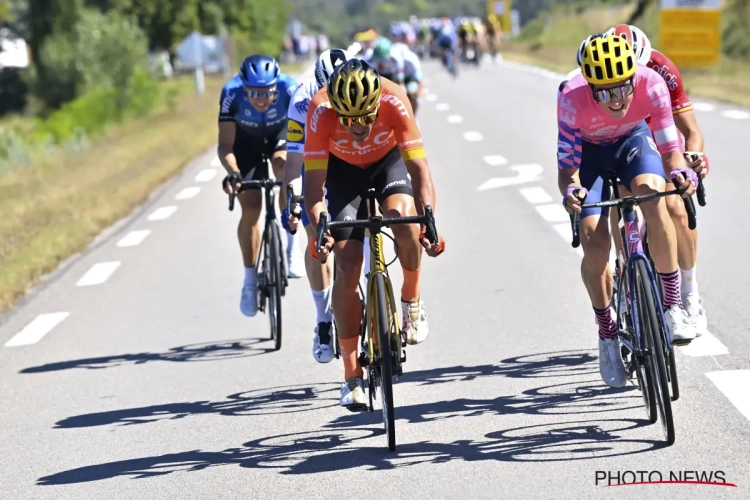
327,58,382,116
581,34,636,85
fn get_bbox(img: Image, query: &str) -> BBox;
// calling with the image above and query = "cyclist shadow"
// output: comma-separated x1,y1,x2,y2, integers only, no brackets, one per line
399,349,600,386
19,338,276,374
53,382,341,429
36,418,659,485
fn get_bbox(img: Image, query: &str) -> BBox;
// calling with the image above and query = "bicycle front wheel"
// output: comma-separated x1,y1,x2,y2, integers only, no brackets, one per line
374,273,396,451
635,260,675,446
267,220,283,351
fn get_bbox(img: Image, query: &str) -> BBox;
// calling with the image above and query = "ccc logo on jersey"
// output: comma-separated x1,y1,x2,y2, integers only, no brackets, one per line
287,119,304,143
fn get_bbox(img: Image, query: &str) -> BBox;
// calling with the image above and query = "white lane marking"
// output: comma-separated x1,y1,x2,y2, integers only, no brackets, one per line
463,131,483,142
116,230,151,248
147,206,178,221
536,204,570,223
435,103,449,111
520,187,553,204
447,115,464,124
679,332,729,357
706,370,750,422
195,169,217,182
692,102,715,112
5,312,70,347
477,164,543,190
721,110,750,119
553,223,581,257
175,187,201,200
425,94,438,102
210,157,222,168
76,261,121,287
483,155,508,166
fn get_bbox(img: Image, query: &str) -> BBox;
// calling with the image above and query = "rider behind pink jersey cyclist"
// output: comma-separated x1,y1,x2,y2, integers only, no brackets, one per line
558,35,698,388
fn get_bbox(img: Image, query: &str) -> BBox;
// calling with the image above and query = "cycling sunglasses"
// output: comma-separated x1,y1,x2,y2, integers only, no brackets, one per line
337,110,379,128
590,78,634,103
244,86,278,99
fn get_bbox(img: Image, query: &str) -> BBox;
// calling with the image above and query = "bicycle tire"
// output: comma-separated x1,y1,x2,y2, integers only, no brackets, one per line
643,230,679,401
374,272,396,451
622,266,657,424
636,259,675,445
268,221,283,351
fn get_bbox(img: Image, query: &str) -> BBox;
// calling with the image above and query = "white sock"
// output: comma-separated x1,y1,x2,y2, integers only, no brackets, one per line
363,236,371,275
311,287,333,323
680,267,697,296
244,267,258,287
287,231,297,256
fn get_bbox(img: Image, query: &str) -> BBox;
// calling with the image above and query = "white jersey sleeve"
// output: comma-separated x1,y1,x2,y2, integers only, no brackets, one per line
400,47,422,81
286,78,319,154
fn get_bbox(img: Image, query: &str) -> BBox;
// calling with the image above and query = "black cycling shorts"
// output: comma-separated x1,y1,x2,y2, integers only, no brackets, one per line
326,146,414,242
233,126,287,183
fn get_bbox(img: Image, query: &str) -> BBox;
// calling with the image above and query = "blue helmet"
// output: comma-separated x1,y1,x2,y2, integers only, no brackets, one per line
239,54,280,87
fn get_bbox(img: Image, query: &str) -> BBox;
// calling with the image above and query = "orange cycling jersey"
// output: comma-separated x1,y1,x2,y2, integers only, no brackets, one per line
304,78,426,170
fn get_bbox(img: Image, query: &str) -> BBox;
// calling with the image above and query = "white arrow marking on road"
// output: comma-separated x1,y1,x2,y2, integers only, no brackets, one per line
436,103,449,111
463,131,483,141
721,110,750,119
520,187,553,204
448,115,464,124
210,157,222,168
483,155,508,166
477,164,544,190
5,312,70,347
706,370,750,422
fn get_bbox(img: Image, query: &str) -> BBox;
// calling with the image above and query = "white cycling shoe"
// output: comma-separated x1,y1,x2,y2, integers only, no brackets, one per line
240,284,258,317
599,337,627,388
312,322,335,364
401,298,429,345
682,292,707,337
340,376,367,412
665,305,696,345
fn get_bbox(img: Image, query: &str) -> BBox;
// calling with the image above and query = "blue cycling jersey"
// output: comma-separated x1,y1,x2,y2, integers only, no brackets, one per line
218,73,298,136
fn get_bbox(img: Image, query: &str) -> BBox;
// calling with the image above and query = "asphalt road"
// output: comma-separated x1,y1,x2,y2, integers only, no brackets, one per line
1,58,748,499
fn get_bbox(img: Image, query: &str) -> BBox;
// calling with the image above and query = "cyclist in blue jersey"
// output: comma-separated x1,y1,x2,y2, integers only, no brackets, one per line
437,21,459,75
218,54,304,317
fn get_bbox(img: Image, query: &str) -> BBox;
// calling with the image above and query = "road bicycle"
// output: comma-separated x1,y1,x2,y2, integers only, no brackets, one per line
570,175,698,446
316,188,439,451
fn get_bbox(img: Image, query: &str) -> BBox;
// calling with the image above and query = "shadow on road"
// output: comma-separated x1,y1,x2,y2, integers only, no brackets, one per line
20,338,275,374
37,418,659,485
54,383,342,429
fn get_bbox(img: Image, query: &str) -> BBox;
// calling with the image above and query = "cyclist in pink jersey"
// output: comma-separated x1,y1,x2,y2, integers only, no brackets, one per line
558,35,698,388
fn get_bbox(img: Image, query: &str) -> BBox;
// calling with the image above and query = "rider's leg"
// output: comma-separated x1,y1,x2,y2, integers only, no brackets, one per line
236,156,264,317
271,140,304,278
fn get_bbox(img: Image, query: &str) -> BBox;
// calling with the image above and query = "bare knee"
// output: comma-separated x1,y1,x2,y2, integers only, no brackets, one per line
382,195,419,240
239,190,262,222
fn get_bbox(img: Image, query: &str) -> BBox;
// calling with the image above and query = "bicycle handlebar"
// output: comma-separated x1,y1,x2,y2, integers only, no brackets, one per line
569,178,697,248
285,185,304,235
226,179,282,211
316,206,439,256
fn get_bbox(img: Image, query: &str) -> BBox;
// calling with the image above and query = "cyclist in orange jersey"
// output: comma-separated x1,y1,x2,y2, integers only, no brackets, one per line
303,59,445,410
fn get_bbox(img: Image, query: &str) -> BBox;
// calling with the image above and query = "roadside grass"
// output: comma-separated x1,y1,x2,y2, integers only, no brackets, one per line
502,4,750,107
0,63,305,312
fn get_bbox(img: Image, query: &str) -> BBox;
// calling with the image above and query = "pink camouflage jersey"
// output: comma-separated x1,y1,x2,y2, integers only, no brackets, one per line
557,64,682,170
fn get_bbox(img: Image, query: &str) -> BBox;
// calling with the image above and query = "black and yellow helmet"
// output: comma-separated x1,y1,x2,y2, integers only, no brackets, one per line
581,34,636,85
326,58,382,116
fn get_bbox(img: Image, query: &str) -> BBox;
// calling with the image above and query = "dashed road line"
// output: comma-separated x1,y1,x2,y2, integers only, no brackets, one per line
721,110,750,120
520,186,553,204
483,155,508,166
706,370,750,423
425,94,438,102
76,261,121,287
175,187,201,200
463,131,483,142
210,157,222,168
5,312,70,347
117,230,151,248
148,206,178,221
692,102,716,112
435,103,449,111
447,115,464,124
195,169,217,182
535,203,570,223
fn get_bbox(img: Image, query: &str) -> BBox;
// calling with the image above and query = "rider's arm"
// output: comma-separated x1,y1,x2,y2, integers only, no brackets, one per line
390,86,436,214
646,74,689,173
284,87,310,191
217,87,240,175
556,91,584,195
302,100,333,230
673,110,704,154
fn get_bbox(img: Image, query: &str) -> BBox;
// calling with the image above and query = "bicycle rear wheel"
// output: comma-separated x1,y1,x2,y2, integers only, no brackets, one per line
374,273,396,451
635,259,675,445
267,221,283,351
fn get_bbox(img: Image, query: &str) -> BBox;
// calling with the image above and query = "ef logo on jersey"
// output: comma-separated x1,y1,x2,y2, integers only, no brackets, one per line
288,120,304,143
